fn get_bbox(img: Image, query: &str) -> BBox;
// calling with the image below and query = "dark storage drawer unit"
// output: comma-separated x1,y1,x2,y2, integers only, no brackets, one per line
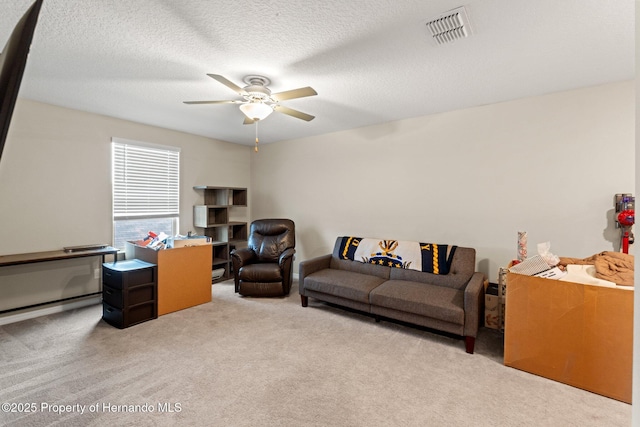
102,259,157,328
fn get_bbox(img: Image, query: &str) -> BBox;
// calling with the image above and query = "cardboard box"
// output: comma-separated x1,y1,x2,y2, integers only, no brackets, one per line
126,242,212,315
171,236,210,248
484,283,501,329
497,267,508,330
504,272,633,404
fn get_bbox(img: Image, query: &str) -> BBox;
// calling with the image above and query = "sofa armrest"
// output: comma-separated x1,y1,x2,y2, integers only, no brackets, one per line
462,272,485,338
298,254,332,292
231,247,256,268
278,248,296,294
230,247,256,292
278,248,296,268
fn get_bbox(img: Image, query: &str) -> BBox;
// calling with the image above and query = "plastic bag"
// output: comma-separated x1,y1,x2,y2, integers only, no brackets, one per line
537,241,560,266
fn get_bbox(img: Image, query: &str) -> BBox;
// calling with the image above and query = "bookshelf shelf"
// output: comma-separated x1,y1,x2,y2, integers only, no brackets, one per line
193,186,247,282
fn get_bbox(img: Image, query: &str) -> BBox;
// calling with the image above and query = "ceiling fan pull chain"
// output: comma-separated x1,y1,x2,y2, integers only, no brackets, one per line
254,121,259,152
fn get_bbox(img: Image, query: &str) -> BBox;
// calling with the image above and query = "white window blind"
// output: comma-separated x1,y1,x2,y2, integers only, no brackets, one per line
112,140,180,219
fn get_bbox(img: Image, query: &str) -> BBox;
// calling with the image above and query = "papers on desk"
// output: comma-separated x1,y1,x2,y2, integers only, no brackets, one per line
509,255,553,276
171,236,210,248
508,255,566,280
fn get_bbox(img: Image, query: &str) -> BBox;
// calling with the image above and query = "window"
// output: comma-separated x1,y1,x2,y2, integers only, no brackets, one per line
112,138,180,250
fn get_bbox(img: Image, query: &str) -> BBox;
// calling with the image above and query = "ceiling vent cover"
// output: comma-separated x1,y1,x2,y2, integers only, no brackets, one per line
425,6,472,45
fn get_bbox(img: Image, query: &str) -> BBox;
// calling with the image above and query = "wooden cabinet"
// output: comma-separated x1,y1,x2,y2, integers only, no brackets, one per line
102,259,157,328
193,186,248,282
126,243,212,315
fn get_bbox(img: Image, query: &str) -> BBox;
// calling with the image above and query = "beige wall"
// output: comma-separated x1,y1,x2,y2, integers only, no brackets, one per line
251,81,635,282
0,83,634,310
0,99,251,255
0,99,250,313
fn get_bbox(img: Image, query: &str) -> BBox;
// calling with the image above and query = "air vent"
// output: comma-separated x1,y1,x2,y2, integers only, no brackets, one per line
425,6,472,45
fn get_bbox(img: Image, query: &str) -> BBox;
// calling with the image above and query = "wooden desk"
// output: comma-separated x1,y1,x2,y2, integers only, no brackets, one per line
0,246,118,313
0,246,118,267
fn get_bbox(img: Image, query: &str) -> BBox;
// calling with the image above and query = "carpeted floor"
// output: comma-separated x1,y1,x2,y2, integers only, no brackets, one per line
0,280,631,426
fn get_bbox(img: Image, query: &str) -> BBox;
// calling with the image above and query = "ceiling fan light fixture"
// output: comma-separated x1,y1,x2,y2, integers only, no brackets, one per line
244,85,271,101
239,102,273,121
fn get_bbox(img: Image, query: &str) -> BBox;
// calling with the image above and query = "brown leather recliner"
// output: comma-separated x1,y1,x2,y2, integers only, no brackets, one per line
231,219,295,297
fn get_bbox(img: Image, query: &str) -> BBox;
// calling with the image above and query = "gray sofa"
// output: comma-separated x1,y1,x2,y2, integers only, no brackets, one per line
299,237,485,353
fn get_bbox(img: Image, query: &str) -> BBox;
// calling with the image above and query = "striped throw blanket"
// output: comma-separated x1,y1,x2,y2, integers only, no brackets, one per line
337,236,457,275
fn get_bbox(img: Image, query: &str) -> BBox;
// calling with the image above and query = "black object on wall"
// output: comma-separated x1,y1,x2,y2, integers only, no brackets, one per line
0,0,44,165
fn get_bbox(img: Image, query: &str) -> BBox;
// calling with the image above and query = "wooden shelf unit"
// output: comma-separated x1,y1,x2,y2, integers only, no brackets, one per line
193,186,248,282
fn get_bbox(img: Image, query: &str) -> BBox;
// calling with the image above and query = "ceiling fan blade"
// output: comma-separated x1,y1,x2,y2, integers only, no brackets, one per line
271,86,317,102
183,100,242,105
207,74,248,95
273,105,315,121
243,116,255,125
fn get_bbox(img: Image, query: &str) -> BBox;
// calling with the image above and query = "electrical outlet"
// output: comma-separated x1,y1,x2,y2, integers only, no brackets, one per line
94,268,100,280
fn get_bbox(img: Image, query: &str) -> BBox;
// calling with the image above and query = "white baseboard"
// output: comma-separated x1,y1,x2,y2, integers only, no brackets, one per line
0,296,101,326
1,273,299,326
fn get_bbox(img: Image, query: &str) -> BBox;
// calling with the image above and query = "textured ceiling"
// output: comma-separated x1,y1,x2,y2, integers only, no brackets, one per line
0,0,635,146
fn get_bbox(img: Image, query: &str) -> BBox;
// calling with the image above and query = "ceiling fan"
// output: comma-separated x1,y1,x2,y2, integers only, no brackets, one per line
184,74,317,125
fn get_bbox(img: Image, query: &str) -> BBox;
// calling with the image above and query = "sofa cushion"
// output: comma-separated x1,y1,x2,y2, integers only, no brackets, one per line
388,246,476,290
329,257,392,279
303,269,388,303
239,263,282,282
369,280,465,325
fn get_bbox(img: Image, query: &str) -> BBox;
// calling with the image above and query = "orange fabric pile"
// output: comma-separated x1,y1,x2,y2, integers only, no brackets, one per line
558,251,634,287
